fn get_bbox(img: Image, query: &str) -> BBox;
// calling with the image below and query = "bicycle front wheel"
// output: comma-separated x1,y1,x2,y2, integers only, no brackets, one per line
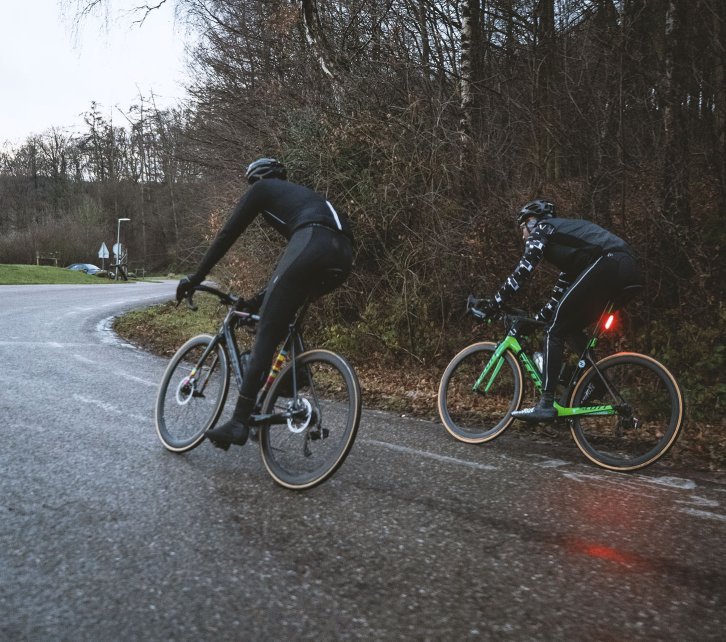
438,341,524,443
155,334,230,452
259,349,361,490
569,352,684,471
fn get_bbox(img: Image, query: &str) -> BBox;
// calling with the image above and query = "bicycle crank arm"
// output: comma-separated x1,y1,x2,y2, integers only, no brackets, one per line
248,412,291,426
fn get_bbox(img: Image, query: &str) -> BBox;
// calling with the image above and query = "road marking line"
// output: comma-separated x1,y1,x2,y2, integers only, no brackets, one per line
73,354,97,365
644,476,697,490
60,307,95,318
535,459,570,468
73,393,151,424
562,470,702,495
678,507,726,523
676,496,719,508
72,354,157,387
362,439,498,471
116,371,157,387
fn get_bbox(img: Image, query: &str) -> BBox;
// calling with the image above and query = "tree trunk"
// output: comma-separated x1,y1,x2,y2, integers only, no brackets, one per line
300,0,344,106
712,0,726,219
535,0,558,183
460,0,481,144
659,0,692,304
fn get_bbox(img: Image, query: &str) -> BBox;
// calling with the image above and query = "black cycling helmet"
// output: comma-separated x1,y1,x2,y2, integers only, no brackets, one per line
516,198,555,226
245,157,287,183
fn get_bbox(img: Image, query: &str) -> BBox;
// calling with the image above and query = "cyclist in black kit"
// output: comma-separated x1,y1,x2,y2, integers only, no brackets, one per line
177,158,354,449
474,199,642,422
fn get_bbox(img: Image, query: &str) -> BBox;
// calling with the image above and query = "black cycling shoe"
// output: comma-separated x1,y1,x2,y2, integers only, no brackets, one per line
511,397,558,423
206,419,249,450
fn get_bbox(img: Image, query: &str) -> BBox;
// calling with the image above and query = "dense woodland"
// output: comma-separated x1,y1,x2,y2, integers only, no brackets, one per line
1,0,723,419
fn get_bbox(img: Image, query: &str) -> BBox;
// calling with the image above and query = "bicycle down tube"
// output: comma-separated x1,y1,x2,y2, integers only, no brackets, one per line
475,335,619,419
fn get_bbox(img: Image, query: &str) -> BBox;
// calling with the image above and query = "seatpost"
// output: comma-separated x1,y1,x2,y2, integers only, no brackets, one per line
289,320,298,395
589,300,615,347
288,299,311,403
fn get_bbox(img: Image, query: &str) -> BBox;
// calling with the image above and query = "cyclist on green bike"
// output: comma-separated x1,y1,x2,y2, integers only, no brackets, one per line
474,199,642,422
176,158,354,449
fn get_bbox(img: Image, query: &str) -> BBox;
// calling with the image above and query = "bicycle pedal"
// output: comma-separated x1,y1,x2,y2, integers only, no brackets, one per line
308,427,329,441
249,427,259,443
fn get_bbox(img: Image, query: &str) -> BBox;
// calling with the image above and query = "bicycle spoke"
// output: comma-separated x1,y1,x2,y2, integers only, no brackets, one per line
260,350,360,490
155,336,229,452
571,353,683,471
438,342,523,443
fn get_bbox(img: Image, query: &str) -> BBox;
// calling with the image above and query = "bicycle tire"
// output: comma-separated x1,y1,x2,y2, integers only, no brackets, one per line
259,349,361,490
569,352,684,471
438,341,524,443
155,334,230,453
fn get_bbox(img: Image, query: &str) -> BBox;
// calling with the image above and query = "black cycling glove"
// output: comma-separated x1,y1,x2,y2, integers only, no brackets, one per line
176,274,201,303
245,288,266,314
474,298,498,319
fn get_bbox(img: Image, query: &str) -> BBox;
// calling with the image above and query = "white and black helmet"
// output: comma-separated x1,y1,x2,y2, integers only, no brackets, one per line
245,157,287,183
516,199,555,226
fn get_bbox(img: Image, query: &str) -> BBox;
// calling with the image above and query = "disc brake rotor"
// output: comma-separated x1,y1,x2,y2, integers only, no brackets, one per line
287,397,313,433
175,377,195,406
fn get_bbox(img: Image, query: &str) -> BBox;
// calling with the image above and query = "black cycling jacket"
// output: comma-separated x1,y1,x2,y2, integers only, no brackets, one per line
493,217,634,322
192,178,353,281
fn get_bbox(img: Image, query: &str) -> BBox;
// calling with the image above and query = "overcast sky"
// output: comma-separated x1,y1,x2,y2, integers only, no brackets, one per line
0,0,191,146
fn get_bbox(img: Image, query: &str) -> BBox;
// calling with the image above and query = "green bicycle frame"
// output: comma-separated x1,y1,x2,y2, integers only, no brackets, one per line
474,335,618,418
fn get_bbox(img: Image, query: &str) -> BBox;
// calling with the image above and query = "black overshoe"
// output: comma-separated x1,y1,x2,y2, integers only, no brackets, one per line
511,397,558,423
206,418,249,450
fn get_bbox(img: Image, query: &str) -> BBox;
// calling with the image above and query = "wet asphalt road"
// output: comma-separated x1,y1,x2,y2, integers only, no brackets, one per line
1,282,725,640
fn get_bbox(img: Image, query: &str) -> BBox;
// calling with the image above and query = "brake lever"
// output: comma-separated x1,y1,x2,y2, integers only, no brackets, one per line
466,294,489,321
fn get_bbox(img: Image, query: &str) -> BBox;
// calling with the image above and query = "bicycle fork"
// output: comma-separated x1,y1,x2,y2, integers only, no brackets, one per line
473,336,530,393
179,337,223,402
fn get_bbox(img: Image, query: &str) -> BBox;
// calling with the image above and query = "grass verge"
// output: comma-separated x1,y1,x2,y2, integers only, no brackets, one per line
0,264,107,285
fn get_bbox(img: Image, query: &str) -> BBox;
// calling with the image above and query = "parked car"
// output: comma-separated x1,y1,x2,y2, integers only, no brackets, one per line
66,263,101,275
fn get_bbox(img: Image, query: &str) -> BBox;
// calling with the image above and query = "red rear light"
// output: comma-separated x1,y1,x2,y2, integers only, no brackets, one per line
604,314,615,331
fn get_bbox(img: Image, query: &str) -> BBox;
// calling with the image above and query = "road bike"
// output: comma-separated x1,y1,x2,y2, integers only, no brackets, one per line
155,284,362,490
437,288,684,471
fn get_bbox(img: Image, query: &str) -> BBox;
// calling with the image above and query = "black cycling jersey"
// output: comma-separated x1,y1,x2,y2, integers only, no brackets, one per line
193,179,353,281
493,217,634,322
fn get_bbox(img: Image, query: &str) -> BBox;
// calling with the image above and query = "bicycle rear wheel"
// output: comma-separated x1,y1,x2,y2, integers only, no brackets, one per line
155,334,230,452
437,341,523,443
569,352,684,471
259,349,361,490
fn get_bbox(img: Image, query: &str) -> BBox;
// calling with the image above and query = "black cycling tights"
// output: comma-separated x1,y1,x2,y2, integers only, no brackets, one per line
233,225,353,420
542,252,641,395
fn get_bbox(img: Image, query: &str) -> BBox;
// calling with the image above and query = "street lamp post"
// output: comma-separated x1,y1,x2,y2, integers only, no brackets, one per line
116,218,131,280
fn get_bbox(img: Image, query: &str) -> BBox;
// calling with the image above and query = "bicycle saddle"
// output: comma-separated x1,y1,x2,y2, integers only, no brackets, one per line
316,267,346,291
611,284,643,309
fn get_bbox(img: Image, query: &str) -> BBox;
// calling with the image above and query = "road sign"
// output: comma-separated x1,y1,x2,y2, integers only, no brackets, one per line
98,242,109,259
112,243,123,258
